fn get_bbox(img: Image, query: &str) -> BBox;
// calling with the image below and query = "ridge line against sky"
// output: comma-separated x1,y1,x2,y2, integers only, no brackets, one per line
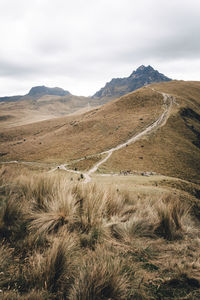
0,0,200,97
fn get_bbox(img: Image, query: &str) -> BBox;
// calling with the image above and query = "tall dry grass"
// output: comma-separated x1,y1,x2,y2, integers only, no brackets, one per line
154,198,191,240
69,246,132,300
0,166,199,299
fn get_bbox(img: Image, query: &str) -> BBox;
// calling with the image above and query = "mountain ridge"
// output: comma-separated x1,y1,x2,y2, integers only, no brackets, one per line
0,65,171,103
93,65,171,98
28,86,70,97
0,85,71,102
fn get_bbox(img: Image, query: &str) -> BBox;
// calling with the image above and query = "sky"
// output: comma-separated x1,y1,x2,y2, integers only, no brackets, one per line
0,0,200,97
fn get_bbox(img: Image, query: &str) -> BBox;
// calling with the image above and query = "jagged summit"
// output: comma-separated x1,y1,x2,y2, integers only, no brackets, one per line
130,65,169,80
93,65,171,99
130,65,153,75
135,65,147,71
28,86,70,97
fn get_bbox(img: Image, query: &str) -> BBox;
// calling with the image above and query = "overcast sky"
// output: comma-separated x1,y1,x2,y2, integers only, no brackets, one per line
0,0,200,96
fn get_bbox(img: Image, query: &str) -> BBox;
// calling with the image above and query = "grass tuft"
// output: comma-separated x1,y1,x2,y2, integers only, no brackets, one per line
154,198,190,240
69,246,132,300
0,168,199,299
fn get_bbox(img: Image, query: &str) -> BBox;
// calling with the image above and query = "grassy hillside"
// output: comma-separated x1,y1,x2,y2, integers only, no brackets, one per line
0,80,200,183
102,81,200,183
0,165,200,299
0,88,163,162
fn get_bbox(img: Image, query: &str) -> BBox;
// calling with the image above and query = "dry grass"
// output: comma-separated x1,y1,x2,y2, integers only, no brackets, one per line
0,87,163,163
0,167,199,299
155,198,191,240
69,246,132,300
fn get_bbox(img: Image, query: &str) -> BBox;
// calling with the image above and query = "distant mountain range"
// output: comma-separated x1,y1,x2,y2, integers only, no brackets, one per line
0,86,71,102
0,65,171,103
93,65,171,99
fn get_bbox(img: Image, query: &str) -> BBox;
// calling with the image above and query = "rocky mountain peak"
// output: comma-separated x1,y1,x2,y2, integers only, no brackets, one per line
131,65,158,77
93,65,171,99
137,65,146,71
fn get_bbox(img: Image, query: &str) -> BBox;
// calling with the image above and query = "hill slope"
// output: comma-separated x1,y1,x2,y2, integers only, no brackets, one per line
93,65,171,99
0,93,99,128
0,80,200,183
102,81,200,183
0,85,118,127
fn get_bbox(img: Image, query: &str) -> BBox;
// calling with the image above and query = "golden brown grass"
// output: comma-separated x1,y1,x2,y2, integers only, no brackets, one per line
69,246,132,300
0,167,200,299
0,87,163,163
154,198,191,240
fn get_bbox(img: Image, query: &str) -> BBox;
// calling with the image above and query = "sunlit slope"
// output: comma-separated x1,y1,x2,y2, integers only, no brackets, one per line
0,88,163,162
103,81,200,183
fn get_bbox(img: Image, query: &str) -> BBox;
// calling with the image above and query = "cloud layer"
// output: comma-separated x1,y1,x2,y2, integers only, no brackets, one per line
0,0,200,96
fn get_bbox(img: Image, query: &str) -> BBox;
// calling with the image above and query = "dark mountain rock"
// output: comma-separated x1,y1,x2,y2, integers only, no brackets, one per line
93,65,172,99
0,95,23,103
28,86,70,97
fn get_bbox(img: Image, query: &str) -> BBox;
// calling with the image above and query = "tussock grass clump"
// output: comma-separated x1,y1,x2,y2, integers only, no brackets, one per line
109,199,157,240
70,184,126,232
108,196,193,242
69,246,132,300
42,236,76,293
154,198,191,240
18,174,62,210
0,197,26,243
26,177,126,240
4,234,77,298
0,168,199,299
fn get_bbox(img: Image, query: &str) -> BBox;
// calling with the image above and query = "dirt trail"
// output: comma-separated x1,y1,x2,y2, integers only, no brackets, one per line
1,90,174,182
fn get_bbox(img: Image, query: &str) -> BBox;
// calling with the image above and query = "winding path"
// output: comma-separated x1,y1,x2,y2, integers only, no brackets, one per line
81,91,174,182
